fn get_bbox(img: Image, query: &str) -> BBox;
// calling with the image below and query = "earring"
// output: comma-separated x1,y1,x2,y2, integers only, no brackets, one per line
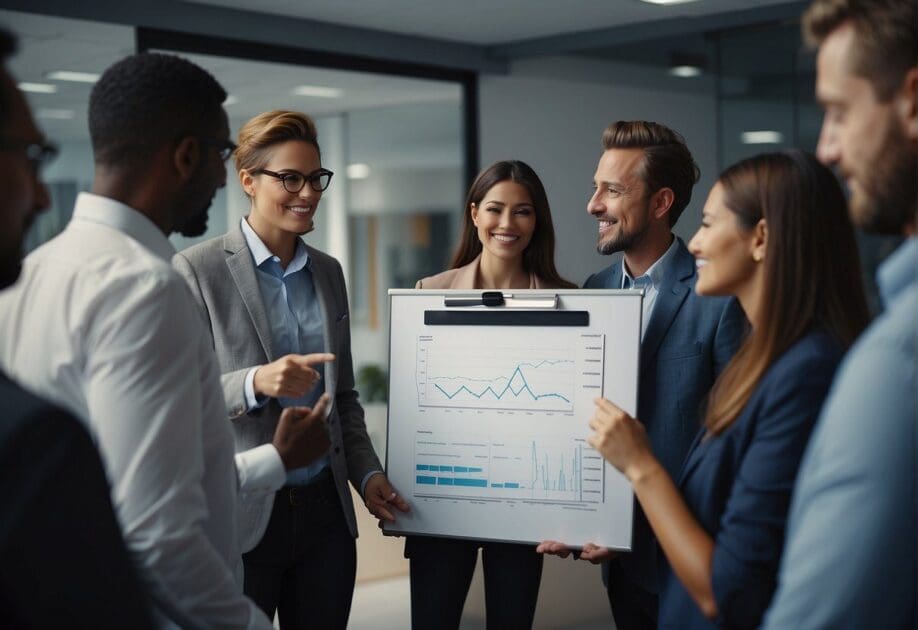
753,253,763,262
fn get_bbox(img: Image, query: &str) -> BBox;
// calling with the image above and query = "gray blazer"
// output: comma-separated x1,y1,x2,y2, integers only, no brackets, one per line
173,223,382,546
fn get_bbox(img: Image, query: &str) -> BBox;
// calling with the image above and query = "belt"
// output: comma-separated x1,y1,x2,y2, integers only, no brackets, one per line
281,470,338,507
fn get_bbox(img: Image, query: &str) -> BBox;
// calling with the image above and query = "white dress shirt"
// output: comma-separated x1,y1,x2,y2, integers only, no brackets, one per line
0,193,282,630
622,235,680,339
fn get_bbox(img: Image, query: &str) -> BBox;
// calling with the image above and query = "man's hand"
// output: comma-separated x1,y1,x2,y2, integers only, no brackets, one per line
536,540,619,564
254,353,335,399
363,473,410,523
272,394,331,471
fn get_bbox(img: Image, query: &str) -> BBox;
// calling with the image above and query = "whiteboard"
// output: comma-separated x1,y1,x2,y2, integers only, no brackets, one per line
382,289,642,550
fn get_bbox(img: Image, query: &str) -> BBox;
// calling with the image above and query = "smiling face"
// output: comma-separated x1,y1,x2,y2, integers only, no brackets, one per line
815,22,916,234
242,139,322,239
588,148,653,255
470,180,536,264
689,182,761,298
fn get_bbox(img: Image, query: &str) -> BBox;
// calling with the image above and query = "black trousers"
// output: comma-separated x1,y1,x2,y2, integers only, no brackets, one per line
606,559,658,630
243,472,356,630
405,535,543,630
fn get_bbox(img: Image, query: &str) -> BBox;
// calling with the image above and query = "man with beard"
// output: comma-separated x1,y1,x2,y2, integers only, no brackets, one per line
539,121,745,629
0,53,331,629
763,1,916,627
0,28,153,627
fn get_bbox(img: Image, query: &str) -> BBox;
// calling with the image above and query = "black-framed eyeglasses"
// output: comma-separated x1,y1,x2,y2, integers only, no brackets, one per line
199,137,237,161
0,138,58,174
252,168,334,193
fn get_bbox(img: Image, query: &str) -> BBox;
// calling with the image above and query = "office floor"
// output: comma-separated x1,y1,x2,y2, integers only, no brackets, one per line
349,574,614,630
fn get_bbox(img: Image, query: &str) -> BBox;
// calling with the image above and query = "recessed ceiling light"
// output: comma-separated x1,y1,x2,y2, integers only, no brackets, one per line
18,82,57,94
640,0,702,5
292,85,343,98
223,95,238,106
347,163,371,179
669,65,702,78
36,108,76,120
46,70,100,83
741,131,784,144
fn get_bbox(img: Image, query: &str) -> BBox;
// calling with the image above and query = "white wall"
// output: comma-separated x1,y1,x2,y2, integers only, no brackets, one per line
479,55,719,286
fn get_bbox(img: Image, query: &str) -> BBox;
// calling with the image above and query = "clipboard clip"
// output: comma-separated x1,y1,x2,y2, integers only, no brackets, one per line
443,292,558,309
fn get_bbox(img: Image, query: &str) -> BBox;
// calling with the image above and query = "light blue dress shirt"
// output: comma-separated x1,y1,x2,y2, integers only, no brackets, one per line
240,219,330,486
622,235,680,340
763,237,916,629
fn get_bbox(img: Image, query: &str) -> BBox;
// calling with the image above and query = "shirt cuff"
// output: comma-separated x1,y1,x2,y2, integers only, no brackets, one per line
360,470,384,498
235,443,287,497
244,367,268,411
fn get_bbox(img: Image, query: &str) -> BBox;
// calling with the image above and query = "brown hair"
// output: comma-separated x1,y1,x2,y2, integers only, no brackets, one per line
704,150,870,435
450,160,576,288
601,121,700,227
803,0,917,101
234,110,320,193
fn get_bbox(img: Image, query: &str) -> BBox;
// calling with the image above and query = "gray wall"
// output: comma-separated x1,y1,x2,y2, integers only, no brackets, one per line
479,56,718,286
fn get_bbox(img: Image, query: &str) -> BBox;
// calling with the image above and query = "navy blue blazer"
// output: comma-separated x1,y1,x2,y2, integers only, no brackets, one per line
658,330,844,629
585,237,746,592
0,372,153,628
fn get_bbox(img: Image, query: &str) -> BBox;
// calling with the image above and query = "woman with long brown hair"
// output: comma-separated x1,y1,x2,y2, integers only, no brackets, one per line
409,160,574,629
587,150,869,629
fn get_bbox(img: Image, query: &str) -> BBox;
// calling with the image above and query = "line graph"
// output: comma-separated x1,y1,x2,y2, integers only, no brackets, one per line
417,342,576,412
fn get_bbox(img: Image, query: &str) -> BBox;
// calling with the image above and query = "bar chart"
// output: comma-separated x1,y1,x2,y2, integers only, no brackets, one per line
413,432,604,504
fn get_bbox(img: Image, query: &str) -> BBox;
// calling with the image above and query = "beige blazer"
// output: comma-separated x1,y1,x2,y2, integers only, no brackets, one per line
173,223,382,551
416,254,553,290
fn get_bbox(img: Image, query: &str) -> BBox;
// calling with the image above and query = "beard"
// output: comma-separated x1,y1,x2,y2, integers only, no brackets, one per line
596,218,651,256
0,251,22,291
177,203,210,237
851,121,918,235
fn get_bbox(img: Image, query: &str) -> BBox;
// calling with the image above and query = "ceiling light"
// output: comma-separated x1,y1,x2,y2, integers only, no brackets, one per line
669,65,702,78
292,85,342,98
741,131,784,144
640,0,702,5
18,82,57,94
36,108,75,120
46,70,100,83
223,95,238,106
347,163,371,179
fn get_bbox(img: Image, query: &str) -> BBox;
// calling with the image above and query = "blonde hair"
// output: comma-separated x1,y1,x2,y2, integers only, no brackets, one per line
234,110,320,181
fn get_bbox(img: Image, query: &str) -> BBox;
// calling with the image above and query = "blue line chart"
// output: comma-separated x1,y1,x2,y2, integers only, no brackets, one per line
431,361,574,404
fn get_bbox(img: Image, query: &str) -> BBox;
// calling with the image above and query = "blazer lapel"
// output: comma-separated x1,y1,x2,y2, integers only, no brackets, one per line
224,226,276,360
640,240,694,375
307,246,337,397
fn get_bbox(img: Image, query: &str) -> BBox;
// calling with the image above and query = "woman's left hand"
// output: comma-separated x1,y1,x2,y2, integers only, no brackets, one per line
587,398,657,482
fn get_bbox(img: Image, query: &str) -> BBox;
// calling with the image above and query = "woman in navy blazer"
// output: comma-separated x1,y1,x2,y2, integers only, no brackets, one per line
588,150,870,629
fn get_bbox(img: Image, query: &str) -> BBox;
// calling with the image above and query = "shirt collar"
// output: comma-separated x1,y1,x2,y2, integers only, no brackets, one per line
622,235,679,288
877,237,917,308
240,218,310,275
71,192,176,262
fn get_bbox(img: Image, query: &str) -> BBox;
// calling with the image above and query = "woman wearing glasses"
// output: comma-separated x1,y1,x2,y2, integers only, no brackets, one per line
173,110,406,630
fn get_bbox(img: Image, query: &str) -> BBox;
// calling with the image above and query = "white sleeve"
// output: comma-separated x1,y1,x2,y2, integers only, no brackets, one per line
83,272,273,630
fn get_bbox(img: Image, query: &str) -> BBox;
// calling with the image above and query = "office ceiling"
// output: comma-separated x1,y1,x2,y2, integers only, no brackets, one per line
182,0,800,46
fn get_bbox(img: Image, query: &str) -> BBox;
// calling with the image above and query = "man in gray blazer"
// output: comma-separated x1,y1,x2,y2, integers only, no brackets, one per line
539,121,745,629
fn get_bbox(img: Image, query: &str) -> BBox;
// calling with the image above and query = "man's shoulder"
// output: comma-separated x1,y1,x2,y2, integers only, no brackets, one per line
0,375,82,450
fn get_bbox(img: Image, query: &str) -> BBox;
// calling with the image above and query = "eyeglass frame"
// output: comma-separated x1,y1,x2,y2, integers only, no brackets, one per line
250,167,334,193
198,136,237,162
0,137,59,174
